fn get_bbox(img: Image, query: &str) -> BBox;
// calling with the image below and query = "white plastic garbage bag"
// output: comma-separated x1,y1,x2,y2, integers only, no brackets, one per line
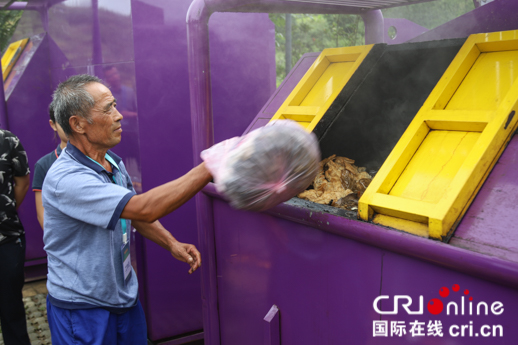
201,120,321,211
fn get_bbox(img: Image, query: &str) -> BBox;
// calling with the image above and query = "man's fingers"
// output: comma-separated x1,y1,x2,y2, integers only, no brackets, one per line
180,250,194,264
186,247,201,274
171,243,202,273
187,247,202,267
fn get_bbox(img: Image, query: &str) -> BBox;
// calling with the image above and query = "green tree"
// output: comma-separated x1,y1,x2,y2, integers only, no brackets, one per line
383,0,475,29
270,0,475,87
0,7,23,54
270,13,364,86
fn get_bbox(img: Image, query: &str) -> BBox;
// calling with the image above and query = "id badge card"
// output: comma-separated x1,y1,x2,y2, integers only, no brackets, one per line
121,241,132,285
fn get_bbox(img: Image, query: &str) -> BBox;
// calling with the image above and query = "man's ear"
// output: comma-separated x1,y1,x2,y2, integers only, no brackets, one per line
49,120,58,132
69,116,86,134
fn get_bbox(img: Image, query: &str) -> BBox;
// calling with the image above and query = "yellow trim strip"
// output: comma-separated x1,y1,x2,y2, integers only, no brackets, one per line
282,106,320,116
373,215,429,238
1,38,29,81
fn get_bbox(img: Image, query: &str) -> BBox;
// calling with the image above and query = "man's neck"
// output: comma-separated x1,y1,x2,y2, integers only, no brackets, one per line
69,136,112,172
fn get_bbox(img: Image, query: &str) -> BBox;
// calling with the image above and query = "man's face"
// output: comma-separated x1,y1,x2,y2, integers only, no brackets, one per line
83,82,123,149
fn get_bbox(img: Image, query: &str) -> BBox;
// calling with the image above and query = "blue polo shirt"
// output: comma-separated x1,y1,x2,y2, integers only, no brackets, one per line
32,144,63,191
42,142,138,312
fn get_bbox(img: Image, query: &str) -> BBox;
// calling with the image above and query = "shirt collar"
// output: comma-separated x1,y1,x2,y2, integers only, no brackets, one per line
65,142,122,174
56,144,63,157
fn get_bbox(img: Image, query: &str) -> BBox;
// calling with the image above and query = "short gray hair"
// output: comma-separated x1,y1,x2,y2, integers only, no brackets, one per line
52,74,105,136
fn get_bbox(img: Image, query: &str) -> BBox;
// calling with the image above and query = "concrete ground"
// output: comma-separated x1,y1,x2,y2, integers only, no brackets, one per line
1,280,205,345
0,280,51,345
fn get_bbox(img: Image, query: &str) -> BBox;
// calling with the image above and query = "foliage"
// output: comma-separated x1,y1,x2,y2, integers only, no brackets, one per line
270,0,475,87
270,13,364,86
0,10,23,54
383,0,475,29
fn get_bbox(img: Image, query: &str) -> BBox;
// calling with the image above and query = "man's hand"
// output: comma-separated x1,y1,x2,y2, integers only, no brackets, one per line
170,241,201,274
132,219,202,274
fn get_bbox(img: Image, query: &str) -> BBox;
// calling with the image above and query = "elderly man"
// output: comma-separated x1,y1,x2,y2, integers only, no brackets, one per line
43,74,211,344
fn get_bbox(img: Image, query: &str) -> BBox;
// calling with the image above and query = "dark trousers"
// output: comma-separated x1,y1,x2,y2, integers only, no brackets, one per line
0,236,31,345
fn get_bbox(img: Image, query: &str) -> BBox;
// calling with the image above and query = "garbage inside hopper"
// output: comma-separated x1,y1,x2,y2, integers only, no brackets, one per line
297,155,373,211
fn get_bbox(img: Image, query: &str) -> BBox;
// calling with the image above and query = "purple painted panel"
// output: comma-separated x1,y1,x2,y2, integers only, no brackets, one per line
131,0,202,339
243,52,318,134
379,251,518,344
209,12,276,143
384,18,428,45
452,136,518,262
47,0,134,69
212,198,382,345
411,0,518,43
6,34,52,263
204,183,518,288
210,195,518,344
48,35,78,88
247,118,271,133
100,62,141,190
132,0,275,340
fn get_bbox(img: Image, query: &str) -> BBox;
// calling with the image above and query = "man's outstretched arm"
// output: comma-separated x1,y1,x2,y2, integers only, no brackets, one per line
121,162,211,223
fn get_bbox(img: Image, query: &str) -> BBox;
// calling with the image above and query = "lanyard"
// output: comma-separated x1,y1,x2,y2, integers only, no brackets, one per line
87,154,128,243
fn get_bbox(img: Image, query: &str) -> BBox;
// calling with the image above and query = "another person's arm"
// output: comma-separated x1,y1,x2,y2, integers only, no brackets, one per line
35,191,44,229
121,162,211,223
11,134,30,210
132,220,201,274
14,175,30,210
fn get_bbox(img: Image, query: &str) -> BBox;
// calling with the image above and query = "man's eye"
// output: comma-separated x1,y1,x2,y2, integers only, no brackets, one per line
113,103,117,108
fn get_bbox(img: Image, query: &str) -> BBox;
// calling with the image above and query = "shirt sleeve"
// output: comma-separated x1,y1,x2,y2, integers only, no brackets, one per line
9,134,30,176
54,170,136,230
118,160,136,194
32,160,47,191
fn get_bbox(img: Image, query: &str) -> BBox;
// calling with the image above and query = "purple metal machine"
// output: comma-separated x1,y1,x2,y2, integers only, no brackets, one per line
1,0,274,343
186,0,518,344
2,0,518,344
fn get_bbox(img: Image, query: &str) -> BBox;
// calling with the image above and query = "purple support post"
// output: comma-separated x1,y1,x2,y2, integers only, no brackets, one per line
39,6,49,32
0,67,8,129
361,9,385,44
264,305,280,345
92,0,103,76
186,1,221,344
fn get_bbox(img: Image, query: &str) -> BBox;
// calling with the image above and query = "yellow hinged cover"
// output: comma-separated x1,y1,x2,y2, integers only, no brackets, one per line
359,30,518,240
1,38,29,81
269,44,373,131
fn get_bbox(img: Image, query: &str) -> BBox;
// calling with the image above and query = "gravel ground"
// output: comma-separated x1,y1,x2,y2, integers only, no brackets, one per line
0,293,51,345
0,277,51,345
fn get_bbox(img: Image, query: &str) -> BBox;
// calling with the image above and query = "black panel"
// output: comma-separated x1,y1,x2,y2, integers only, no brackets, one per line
317,38,467,172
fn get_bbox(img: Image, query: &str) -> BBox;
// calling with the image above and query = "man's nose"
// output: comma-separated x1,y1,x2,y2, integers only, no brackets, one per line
115,108,123,121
